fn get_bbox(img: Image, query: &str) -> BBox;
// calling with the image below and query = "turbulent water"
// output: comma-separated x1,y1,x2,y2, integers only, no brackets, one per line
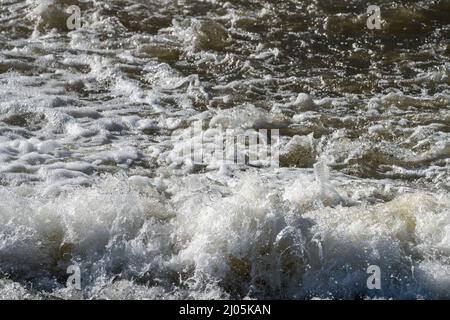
0,0,449,300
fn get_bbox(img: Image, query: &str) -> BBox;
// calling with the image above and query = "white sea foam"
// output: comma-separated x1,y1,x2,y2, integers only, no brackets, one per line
0,169,449,299
0,0,449,300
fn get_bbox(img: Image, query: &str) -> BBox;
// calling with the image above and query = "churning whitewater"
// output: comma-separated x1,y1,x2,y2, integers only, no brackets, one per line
0,0,449,299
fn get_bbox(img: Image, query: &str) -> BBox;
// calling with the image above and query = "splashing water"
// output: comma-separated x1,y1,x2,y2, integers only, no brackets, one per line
0,0,449,299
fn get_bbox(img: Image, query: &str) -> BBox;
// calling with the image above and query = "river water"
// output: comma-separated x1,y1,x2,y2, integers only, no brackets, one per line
0,0,449,299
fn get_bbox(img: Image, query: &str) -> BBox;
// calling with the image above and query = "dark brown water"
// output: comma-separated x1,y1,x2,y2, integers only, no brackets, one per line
0,0,449,299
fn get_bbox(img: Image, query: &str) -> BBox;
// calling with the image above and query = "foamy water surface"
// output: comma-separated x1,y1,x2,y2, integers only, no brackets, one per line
0,0,449,299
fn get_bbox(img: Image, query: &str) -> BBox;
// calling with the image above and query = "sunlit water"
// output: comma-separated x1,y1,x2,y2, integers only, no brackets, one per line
0,0,449,299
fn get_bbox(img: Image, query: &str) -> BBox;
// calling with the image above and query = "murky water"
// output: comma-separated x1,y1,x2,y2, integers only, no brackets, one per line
0,0,449,299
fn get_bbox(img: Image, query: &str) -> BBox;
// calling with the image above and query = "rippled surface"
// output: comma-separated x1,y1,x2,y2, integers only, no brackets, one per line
0,0,449,299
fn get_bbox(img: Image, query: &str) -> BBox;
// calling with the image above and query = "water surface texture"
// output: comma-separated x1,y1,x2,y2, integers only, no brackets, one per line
0,0,449,299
